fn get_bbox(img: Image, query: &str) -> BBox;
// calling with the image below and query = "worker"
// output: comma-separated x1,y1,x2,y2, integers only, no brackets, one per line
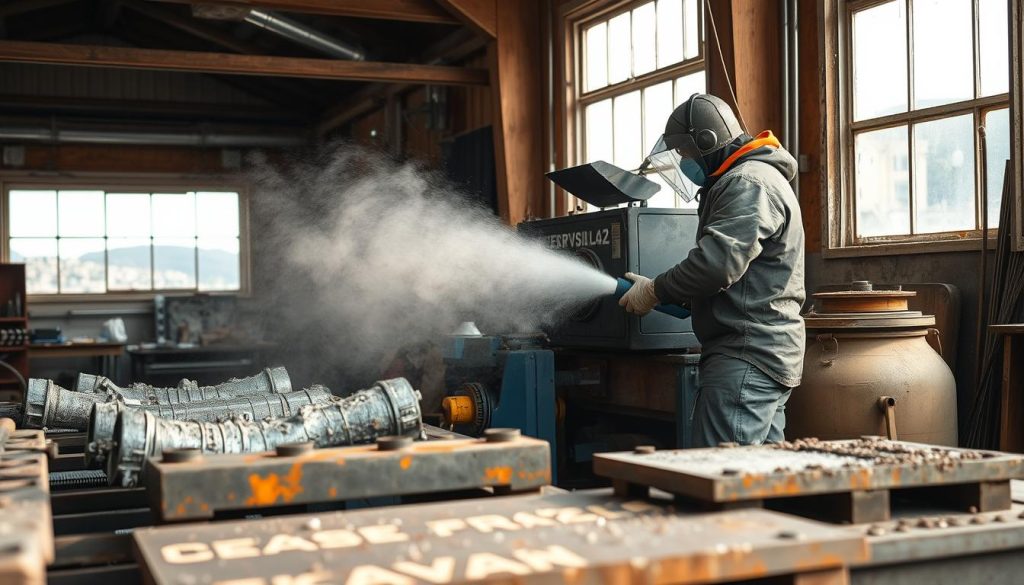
619,93,805,447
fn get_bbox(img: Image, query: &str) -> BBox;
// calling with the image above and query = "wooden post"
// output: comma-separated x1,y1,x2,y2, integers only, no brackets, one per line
489,0,545,225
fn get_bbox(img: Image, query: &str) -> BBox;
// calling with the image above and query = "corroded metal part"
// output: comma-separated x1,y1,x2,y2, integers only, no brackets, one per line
147,433,550,520
74,366,292,404
132,491,867,585
23,379,108,430
85,386,336,468
108,378,423,487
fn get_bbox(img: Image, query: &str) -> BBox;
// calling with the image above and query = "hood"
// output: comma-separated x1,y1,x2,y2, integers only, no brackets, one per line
706,131,798,187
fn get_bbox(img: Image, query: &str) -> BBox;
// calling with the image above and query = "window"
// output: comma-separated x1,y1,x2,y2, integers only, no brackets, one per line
842,0,1009,246
5,185,246,296
574,0,705,210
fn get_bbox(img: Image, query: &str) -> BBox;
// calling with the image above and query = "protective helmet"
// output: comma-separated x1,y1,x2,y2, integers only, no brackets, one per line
644,93,745,201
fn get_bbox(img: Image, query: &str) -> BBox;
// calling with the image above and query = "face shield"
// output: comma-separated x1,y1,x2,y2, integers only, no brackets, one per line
644,134,708,203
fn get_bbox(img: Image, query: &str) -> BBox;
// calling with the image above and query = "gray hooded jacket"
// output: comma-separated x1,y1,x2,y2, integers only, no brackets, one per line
653,144,805,387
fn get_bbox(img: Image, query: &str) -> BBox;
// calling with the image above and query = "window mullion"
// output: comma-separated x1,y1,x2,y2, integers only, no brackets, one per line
906,0,916,235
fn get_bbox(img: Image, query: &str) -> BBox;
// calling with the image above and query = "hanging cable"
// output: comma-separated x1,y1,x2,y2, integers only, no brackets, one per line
703,0,749,131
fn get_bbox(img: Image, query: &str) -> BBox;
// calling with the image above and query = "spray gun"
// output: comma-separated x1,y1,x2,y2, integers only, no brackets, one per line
612,277,691,320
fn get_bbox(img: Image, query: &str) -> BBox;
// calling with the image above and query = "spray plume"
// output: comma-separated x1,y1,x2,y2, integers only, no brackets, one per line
250,146,615,390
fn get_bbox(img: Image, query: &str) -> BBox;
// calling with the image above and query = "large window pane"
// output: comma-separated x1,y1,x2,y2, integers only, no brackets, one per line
979,0,1010,96
584,22,608,91
852,1,907,120
9,190,56,237
984,108,1010,227
632,2,656,76
683,0,699,59
108,238,152,291
196,192,240,237
59,238,106,293
855,126,910,237
106,193,151,237
58,191,105,237
154,238,197,289
913,114,976,233
9,238,57,294
152,193,196,237
656,0,683,68
913,0,973,108
643,81,674,154
607,12,631,84
613,90,642,169
198,238,240,291
675,72,706,105
584,99,613,163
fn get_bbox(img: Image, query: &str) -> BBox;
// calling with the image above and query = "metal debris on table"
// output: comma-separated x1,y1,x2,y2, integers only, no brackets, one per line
594,438,1024,521
147,429,551,521
132,491,869,585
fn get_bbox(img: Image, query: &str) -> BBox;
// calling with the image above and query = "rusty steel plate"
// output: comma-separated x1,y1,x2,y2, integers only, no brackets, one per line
843,503,1024,568
133,491,868,585
0,430,53,585
593,439,1024,503
147,435,551,521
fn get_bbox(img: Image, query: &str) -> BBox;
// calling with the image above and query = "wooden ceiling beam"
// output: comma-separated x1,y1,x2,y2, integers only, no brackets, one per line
122,0,257,55
315,28,485,135
435,0,496,38
0,40,490,85
112,17,320,109
145,0,460,24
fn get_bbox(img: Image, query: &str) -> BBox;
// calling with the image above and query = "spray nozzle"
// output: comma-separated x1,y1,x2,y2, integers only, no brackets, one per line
613,277,691,320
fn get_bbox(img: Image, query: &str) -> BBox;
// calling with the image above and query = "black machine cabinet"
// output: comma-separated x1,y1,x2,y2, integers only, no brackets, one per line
520,207,700,351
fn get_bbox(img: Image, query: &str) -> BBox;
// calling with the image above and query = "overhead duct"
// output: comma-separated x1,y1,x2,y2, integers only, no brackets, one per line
0,117,307,147
244,9,365,61
191,3,364,61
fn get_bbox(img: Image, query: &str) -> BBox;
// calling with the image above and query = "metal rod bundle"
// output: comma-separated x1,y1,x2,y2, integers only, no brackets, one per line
74,366,292,404
86,386,336,467
107,378,423,487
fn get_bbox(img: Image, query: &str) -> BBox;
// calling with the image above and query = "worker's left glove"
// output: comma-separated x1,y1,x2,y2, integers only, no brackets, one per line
618,272,659,316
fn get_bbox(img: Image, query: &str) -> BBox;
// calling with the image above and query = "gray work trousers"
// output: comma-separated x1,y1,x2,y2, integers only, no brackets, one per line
691,353,793,447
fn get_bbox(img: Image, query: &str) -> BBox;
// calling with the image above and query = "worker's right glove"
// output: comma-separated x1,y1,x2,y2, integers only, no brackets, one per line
618,272,660,316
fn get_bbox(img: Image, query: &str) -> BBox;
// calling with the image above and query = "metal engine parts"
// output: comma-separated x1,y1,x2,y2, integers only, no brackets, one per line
85,385,336,467
74,366,292,403
23,367,293,430
107,378,423,487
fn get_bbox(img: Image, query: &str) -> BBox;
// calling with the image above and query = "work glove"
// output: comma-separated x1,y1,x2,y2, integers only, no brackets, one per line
618,272,660,316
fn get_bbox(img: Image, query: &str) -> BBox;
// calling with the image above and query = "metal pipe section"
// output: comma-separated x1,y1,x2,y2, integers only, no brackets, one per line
787,0,800,197
244,9,365,61
107,378,423,487
23,379,108,430
85,386,335,467
75,367,292,404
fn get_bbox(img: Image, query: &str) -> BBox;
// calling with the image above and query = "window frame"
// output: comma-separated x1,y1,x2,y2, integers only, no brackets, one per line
558,0,706,213
824,0,1012,257
0,173,252,302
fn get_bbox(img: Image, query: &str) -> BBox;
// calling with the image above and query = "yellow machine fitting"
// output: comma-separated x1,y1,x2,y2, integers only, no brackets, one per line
442,395,476,425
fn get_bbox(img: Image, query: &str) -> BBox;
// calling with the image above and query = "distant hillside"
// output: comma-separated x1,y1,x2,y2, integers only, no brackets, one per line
80,245,237,279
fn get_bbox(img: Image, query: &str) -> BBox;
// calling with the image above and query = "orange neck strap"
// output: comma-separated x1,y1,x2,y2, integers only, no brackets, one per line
709,130,781,177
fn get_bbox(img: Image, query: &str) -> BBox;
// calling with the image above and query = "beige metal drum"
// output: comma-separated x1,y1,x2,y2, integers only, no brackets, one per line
786,282,958,446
